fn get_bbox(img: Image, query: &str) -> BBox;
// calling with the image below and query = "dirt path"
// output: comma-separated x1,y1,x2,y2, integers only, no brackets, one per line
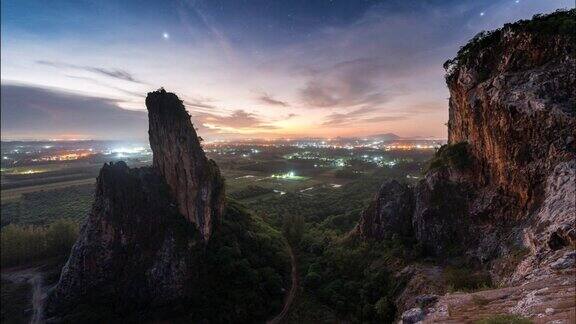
2,268,48,324
267,241,298,324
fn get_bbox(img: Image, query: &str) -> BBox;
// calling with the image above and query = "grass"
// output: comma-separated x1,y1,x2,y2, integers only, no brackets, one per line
475,314,533,324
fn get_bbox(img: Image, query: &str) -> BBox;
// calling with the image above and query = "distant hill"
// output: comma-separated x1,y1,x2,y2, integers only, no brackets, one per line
365,133,400,141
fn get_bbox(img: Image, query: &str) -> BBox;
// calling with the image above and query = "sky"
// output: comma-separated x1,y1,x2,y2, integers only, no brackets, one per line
1,0,573,141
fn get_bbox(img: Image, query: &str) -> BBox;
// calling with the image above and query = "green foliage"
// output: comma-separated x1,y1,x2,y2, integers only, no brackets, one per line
1,184,93,227
444,266,493,292
445,9,576,79
1,219,79,267
246,175,385,230
229,185,273,200
475,314,533,324
189,200,291,323
283,214,305,245
334,167,360,179
427,142,470,173
295,235,409,323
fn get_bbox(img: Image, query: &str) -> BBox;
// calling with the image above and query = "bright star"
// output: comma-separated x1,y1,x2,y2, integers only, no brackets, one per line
480,12,485,16
162,32,170,40
515,0,520,3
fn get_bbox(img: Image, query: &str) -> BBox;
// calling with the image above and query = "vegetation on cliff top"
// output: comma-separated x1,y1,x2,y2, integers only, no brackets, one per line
426,142,471,173
444,9,576,78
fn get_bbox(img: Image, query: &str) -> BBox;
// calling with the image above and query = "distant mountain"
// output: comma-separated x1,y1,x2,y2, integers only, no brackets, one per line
365,133,401,141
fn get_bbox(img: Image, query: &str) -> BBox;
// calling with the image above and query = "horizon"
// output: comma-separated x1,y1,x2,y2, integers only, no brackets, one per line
1,0,573,141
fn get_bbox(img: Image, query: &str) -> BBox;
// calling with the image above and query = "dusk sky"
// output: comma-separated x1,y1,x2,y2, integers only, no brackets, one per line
1,0,573,141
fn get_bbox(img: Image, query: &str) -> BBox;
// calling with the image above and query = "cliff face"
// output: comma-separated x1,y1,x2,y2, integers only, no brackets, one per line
357,10,576,320
446,21,576,217
48,162,201,317
46,90,225,319
147,90,224,241
357,180,414,240
360,10,575,257
441,11,576,261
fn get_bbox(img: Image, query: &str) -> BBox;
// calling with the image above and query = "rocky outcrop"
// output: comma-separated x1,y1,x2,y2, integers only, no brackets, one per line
360,9,575,259
357,10,576,322
445,14,576,217
441,9,576,266
147,89,224,241
46,89,226,320
357,180,414,240
47,162,201,318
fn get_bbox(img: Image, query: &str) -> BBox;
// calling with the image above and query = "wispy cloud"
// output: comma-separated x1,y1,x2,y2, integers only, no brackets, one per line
65,75,145,98
184,97,218,112
37,60,143,83
257,93,290,107
322,106,405,126
299,58,393,109
196,109,277,132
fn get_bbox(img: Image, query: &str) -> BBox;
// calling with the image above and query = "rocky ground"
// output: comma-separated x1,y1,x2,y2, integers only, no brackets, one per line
423,268,575,323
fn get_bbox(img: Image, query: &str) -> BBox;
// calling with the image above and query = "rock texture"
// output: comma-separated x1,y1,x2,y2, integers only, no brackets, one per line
356,10,576,322
357,180,414,240
46,89,225,320
147,89,224,241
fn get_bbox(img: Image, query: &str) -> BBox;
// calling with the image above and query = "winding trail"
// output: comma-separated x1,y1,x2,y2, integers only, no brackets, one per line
2,268,48,324
267,241,298,324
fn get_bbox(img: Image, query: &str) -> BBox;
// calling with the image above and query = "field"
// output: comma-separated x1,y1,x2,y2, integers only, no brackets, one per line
0,145,434,228
0,141,437,323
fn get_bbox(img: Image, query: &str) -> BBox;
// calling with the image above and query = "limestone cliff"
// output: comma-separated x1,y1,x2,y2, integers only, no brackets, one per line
46,90,230,321
357,10,576,322
357,180,414,241
147,90,224,241
47,162,202,319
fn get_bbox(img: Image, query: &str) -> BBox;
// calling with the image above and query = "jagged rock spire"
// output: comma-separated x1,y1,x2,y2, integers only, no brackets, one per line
146,89,224,241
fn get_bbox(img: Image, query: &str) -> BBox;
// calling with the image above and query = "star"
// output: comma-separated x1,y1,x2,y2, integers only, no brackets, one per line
515,0,520,3
480,12,485,16
162,32,170,40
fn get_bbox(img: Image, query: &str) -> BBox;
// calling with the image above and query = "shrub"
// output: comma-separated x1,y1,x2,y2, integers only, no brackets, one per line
445,9,576,79
427,142,471,173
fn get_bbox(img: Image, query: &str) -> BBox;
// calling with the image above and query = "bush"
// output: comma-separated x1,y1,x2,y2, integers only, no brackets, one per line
0,219,79,267
427,142,470,173
191,199,291,322
445,9,576,79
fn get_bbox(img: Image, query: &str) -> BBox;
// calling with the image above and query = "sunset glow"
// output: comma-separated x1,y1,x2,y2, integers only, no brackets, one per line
1,0,572,141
